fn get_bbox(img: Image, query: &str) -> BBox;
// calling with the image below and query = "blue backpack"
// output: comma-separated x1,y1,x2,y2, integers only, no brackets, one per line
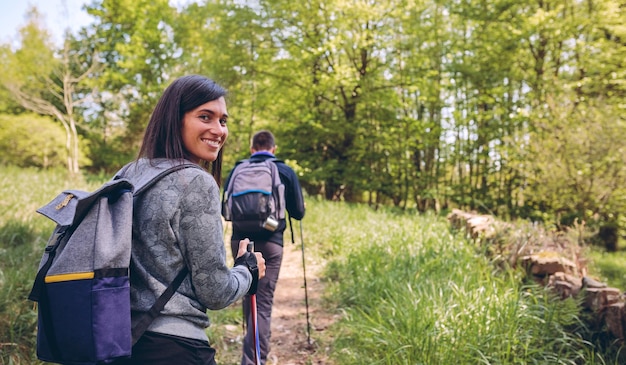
28,160,199,365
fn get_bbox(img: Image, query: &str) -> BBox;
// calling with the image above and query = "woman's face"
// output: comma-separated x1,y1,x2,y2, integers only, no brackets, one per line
182,97,229,163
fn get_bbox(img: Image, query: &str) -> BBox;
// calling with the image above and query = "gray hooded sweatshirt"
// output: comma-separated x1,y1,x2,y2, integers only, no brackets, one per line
122,158,251,342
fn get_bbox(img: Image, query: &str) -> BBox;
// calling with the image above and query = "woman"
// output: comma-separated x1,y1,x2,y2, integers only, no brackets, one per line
115,75,265,364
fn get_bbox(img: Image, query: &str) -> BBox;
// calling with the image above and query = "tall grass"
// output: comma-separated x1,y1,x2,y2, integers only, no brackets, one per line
0,166,97,364
304,199,617,364
1,169,624,364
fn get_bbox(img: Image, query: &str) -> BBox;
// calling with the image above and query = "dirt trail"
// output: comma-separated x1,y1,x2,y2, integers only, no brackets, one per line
265,242,335,365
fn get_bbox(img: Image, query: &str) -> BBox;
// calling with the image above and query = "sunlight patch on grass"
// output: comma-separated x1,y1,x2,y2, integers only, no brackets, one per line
587,248,626,290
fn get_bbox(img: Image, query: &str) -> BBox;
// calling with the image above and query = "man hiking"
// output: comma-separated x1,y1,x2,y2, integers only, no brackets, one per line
223,130,306,365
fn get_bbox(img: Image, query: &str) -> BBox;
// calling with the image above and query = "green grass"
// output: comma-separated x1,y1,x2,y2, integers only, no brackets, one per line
2,167,626,364
0,166,96,365
587,248,626,290
303,200,623,364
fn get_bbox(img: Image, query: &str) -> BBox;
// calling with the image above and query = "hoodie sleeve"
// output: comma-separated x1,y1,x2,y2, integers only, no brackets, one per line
277,163,306,221
175,173,251,310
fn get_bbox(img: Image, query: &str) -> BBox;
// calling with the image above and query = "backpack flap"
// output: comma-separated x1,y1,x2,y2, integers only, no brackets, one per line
37,179,134,227
35,179,135,276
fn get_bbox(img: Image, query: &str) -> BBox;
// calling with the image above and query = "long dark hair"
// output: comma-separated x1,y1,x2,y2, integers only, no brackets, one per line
138,75,227,185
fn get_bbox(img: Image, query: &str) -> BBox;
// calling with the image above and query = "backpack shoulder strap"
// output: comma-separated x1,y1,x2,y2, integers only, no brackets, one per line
263,158,285,219
131,266,189,345
135,163,201,196
224,159,250,195
116,159,201,343
116,160,202,197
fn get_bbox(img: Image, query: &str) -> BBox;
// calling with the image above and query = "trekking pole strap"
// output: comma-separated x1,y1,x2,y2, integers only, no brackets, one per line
288,215,295,244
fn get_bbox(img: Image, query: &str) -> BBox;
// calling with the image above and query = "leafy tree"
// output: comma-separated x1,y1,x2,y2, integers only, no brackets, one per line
0,7,97,174
82,0,179,167
174,0,279,171
516,0,626,232
2,0,623,235
253,0,405,201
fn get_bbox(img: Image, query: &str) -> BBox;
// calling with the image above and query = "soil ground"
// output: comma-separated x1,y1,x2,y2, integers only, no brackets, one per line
219,241,336,365
264,243,336,365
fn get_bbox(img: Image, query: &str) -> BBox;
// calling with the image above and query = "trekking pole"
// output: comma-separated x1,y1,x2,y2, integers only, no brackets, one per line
247,242,262,365
299,221,312,345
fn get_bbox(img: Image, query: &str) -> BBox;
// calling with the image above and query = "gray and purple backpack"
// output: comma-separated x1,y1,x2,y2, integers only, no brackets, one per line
28,160,199,365
222,158,286,233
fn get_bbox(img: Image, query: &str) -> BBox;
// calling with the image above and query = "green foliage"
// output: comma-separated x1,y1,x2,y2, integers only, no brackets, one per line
0,8,56,90
83,0,180,152
306,202,617,364
0,219,45,364
524,98,626,231
0,113,67,168
4,0,625,230
0,8,99,175
2,168,626,364
86,134,137,173
587,249,626,291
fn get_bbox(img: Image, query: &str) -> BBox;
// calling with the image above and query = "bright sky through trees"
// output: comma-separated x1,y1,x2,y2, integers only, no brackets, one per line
0,0,193,46
0,0,91,46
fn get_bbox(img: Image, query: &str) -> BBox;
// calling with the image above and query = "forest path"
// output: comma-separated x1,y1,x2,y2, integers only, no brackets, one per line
265,241,335,365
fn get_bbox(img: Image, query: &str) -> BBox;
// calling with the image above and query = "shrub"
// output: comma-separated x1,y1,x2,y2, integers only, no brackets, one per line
0,113,91,169
0,113,66,169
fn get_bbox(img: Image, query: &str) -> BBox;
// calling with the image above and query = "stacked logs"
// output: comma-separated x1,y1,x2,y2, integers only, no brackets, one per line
447,208,626,341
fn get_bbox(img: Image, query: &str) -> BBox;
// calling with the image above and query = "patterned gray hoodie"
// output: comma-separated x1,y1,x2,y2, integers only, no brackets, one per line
122,158,251,342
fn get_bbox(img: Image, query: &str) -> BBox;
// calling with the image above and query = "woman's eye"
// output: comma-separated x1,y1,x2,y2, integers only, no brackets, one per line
197,114,226,125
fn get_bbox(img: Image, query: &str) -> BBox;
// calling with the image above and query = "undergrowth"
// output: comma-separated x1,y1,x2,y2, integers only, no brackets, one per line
2,168,626,364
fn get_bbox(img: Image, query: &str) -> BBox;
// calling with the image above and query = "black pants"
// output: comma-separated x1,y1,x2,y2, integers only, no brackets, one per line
111,331,217,365
231,240,283,365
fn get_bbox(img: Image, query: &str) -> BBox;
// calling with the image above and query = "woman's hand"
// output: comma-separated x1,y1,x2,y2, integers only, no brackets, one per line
236,238,266,280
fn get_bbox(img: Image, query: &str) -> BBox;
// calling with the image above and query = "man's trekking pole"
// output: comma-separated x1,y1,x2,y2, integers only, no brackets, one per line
299,221,312,345
247,242,262,365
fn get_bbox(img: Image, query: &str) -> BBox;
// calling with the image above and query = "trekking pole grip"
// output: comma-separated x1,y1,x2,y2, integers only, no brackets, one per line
241,241,258,295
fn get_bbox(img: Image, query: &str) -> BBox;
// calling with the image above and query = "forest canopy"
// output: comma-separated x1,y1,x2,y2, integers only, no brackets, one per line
0,0,624,237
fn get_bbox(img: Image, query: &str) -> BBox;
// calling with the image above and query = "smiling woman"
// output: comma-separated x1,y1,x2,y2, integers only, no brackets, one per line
138,75,228,168
109,74,266,365
181,97,229,164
